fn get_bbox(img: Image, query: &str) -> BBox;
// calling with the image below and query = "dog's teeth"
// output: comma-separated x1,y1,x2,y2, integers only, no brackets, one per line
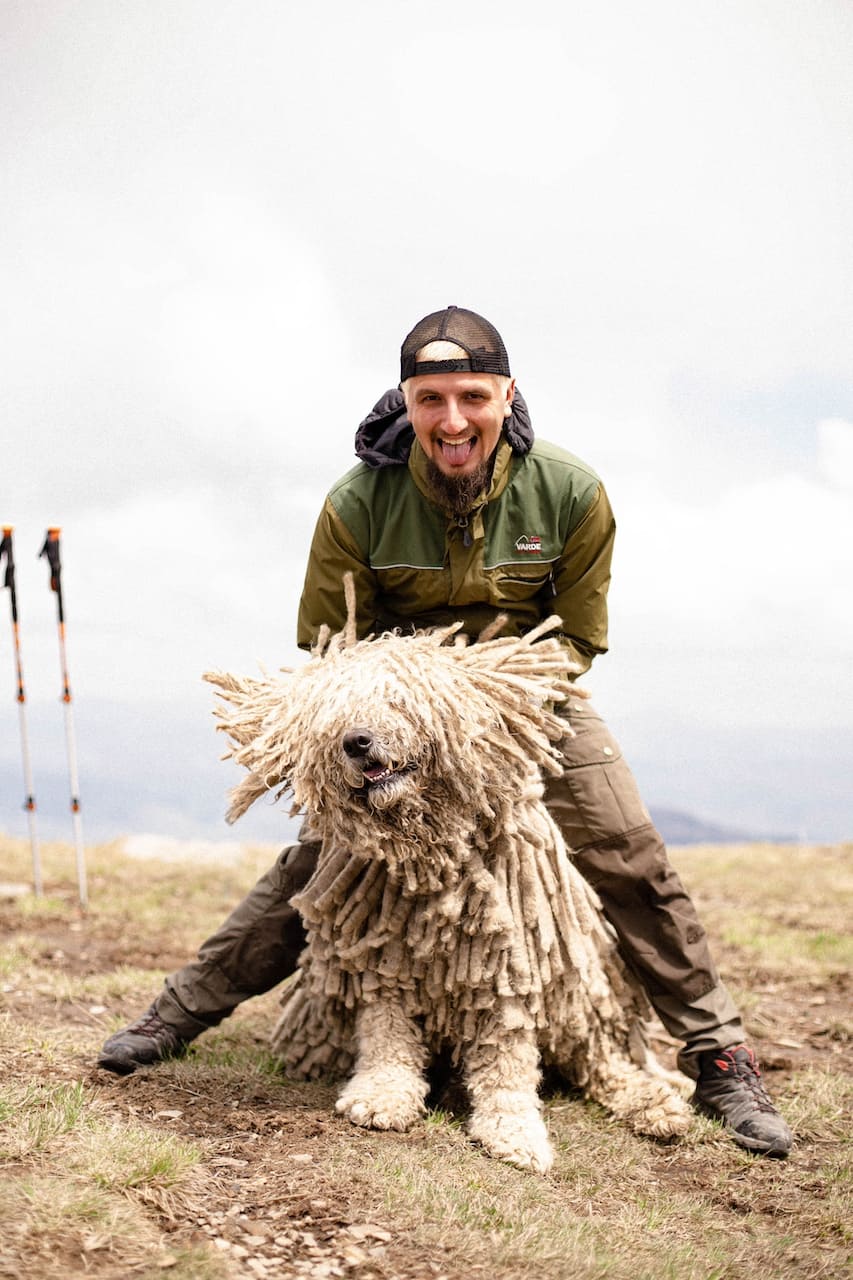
364,765,393,783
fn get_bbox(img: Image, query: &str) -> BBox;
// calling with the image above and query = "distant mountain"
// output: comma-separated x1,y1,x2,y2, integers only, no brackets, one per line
649,806,794,846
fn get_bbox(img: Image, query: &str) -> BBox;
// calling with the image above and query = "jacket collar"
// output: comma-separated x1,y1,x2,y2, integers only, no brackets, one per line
354,387,534,470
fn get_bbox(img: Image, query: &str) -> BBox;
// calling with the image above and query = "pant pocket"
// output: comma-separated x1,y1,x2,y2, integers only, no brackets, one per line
545,703,651,848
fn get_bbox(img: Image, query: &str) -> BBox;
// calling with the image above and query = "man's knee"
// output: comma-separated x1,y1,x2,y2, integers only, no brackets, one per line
193,841,319,992
278,839,322,895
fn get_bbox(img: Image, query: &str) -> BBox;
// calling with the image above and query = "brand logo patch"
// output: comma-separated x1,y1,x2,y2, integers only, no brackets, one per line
514,534,542,554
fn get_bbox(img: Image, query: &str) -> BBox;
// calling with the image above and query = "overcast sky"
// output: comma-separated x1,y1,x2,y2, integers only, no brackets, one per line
2,0,852,847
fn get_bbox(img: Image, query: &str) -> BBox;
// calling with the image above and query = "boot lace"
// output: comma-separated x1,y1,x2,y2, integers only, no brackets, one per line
715,1045,776,1113
129,1007,173,1038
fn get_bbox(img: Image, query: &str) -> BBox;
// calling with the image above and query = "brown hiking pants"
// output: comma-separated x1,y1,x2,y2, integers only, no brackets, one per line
157,699,743,1074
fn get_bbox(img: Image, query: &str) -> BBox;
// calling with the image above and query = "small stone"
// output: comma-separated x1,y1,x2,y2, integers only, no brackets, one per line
242,1218,271,1236
0,883,30,900
345,1224,392,1242
341,1245,369,1266
290,1152,314,1164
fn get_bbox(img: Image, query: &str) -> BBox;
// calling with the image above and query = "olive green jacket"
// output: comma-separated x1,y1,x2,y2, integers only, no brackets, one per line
297,424,615,674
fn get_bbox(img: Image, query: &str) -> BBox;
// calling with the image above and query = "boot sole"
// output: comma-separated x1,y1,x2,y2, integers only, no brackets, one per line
692,1096,792,1157
97,1053,142,1075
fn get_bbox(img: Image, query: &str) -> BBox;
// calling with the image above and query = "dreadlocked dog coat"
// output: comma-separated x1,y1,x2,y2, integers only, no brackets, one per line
206,614,690,1173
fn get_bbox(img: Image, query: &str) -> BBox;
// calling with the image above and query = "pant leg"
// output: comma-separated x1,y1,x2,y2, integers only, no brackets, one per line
155,839,319,1037
544,696,744,1066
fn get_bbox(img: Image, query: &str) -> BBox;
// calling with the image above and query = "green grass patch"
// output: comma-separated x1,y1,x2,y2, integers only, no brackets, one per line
0,1081,91,1160
82,1123,202,1191
719,915,853,975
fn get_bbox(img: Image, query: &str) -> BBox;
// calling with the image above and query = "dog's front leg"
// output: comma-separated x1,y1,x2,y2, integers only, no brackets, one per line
335,996,428,1132
465,1029,554,1174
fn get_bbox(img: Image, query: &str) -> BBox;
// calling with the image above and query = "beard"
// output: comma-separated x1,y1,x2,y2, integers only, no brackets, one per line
425,456,494,517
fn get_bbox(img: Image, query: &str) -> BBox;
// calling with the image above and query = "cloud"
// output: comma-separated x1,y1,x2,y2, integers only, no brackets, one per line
593,423,853,735
817,418,853,492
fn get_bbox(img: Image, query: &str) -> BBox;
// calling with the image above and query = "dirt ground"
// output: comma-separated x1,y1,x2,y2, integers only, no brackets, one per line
4,903,851,1280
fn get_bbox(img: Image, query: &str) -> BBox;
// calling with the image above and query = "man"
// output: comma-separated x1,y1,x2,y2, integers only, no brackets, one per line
100,306,792,1157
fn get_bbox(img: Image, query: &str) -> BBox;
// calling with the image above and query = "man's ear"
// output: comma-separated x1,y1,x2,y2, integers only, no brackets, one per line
504,377,516,417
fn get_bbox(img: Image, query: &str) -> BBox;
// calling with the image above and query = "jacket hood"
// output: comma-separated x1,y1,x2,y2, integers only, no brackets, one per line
354,387,534,469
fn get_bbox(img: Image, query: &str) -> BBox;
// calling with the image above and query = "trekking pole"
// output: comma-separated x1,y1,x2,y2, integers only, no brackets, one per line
1,526,43,895
39,527,87,907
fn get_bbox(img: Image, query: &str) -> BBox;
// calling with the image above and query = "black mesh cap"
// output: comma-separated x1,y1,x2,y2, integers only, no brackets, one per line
400,306,511,381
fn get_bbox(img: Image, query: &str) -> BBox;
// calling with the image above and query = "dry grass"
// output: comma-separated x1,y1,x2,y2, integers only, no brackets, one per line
673,842,853,975
0,834,850,1279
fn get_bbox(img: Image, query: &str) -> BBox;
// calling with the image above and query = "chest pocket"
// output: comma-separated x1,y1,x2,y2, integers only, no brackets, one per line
487,561,555,606
375,564,452,619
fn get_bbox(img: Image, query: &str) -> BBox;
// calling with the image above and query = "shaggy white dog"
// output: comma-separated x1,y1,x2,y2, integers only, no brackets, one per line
206,607,690,1173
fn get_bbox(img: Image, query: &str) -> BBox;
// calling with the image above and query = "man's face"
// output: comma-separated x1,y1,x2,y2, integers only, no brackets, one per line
405,372,515,478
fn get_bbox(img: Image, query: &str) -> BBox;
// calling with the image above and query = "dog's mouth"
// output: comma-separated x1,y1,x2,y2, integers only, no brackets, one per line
340,729,417,799
360,760,416,791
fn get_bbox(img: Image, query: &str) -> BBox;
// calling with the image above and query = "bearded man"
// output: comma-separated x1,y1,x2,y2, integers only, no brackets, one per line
99,306,792,1157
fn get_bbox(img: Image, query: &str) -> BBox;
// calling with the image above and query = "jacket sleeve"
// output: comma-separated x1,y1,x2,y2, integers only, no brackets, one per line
551,482,615,675
296,497,379,649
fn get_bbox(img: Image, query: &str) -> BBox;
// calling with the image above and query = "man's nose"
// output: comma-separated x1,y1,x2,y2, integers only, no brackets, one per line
441,398,468,435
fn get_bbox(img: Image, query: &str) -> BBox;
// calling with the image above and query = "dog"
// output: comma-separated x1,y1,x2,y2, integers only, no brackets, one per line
205,611,690,1173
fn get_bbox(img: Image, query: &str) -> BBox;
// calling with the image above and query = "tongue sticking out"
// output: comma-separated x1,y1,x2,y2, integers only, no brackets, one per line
439,437,475,467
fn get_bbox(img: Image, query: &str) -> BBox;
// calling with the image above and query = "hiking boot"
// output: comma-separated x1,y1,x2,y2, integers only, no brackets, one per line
692,1043,792,1157
98,1004,190,1075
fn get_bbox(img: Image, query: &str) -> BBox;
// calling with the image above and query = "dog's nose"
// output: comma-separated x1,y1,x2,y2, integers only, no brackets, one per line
342,728,374,758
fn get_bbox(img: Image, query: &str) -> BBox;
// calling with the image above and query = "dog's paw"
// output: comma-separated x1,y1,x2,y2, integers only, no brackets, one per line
596,1070,693,1140
623,1086,693,1139
336,1068,427,1132
468,1107,554,1174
